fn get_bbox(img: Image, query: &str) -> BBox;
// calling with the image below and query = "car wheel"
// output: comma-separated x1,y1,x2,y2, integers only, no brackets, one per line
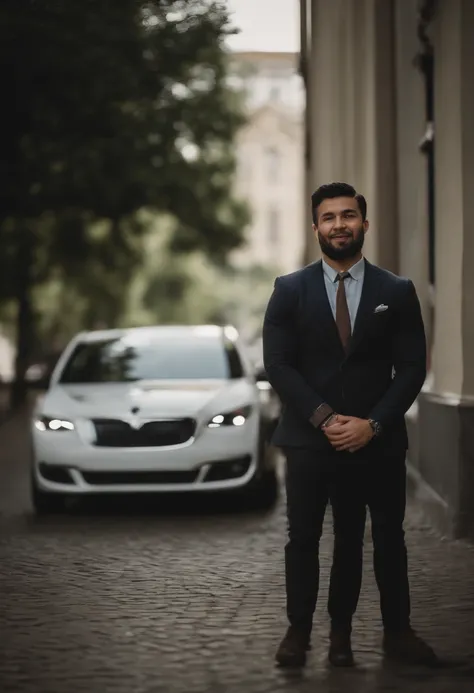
30,471,66,515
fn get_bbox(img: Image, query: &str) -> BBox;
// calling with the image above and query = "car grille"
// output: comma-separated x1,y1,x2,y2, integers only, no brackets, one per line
81,470,198,485
91,418,196,447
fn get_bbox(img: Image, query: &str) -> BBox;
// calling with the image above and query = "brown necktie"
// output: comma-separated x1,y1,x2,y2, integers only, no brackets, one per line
336,271,352,351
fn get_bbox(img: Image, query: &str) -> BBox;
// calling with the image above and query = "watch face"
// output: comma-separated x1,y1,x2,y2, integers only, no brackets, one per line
369,420,380,436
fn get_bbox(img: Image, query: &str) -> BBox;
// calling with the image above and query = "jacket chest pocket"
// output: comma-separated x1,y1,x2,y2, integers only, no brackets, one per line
364,309,394,341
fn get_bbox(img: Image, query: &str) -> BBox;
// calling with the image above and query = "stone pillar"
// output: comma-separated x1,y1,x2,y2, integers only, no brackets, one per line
415,0,474,538
300,0,317,265
393,0,430,328
304,0,398,272
392,0,432,477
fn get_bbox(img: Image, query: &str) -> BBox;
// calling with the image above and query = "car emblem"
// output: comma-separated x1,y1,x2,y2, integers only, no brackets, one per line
129,415,142,430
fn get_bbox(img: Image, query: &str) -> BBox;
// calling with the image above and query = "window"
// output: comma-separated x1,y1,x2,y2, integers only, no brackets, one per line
59,334,241,383
238,150,251,181
267,207,280,246
264,146,280,183
269,84,280,102
223,339,245,379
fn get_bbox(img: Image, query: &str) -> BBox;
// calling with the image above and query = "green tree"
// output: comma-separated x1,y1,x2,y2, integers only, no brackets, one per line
0,0,248,406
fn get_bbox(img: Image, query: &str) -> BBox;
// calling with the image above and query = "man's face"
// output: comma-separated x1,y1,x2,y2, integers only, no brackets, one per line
313,196,368,261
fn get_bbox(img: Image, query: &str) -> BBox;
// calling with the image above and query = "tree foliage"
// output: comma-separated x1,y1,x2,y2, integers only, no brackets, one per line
0,0,249,403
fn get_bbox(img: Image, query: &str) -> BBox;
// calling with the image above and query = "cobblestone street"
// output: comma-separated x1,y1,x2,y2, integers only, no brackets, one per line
1,412,474,693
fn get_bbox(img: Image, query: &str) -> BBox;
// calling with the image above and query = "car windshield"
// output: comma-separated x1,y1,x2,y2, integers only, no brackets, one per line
58,333,243,383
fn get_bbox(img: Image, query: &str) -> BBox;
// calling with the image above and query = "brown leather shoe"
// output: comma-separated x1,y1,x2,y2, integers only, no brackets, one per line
275,627,310,667
328,629,355,667
383,628,439,666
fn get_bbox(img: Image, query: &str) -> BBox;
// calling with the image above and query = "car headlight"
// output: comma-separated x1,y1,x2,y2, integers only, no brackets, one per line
207,405,252,428
34,416,75,432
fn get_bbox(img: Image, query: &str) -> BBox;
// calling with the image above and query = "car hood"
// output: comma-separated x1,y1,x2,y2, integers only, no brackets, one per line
37,379,257,420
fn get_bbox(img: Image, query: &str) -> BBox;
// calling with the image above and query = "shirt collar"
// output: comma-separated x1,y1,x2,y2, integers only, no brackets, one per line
322,256,365,283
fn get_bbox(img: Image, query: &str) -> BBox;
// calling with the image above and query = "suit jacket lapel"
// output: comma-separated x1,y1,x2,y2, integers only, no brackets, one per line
312,260,346,357
347,259,382,356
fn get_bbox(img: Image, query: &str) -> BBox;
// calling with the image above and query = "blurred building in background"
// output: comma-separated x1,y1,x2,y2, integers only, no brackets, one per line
230,51,305,274
301,0,474,539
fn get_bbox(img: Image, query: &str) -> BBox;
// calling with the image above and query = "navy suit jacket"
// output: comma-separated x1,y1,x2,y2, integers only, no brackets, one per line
262,259,426,455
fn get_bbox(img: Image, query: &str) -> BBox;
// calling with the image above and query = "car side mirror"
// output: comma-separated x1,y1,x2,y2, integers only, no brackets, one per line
26,364,51,390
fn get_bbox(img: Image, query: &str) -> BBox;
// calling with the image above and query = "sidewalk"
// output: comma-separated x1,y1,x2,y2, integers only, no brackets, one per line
1,410,474,693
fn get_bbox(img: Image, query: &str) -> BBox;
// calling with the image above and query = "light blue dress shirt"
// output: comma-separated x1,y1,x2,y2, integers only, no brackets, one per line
322,257,365,331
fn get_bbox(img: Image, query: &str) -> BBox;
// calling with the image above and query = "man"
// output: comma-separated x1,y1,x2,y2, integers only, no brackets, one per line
262,182,437,668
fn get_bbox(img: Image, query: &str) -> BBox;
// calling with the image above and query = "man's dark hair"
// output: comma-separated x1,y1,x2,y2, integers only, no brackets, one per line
311,182,367,224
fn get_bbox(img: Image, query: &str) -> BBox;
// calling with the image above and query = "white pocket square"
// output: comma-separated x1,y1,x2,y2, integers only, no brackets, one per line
374,304,388,313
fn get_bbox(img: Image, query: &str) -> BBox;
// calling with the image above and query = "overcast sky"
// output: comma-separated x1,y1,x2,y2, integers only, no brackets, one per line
225,0,299,52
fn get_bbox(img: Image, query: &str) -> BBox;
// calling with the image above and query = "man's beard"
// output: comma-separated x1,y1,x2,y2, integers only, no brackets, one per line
317,228,365,261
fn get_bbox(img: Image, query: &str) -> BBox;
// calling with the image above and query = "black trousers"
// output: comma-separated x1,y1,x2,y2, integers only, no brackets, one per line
283,447,411,636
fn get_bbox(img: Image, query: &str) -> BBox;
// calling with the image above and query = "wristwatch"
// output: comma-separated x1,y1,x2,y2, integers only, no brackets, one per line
367,419,382,437
321,413,337,429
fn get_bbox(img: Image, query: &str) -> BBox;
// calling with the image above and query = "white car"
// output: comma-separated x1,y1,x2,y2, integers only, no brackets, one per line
30,325,278,514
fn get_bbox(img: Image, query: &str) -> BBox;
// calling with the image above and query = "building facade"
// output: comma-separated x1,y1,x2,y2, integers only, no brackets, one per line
301,0,474,539
230,51,305,274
